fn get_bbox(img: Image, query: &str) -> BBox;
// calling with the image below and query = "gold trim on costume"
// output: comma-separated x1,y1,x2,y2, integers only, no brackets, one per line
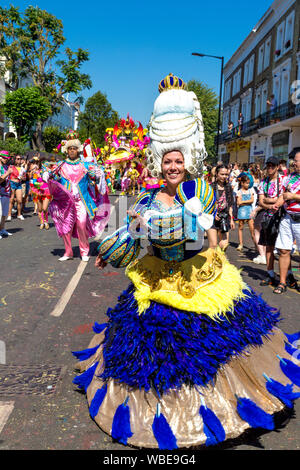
126,248,249,316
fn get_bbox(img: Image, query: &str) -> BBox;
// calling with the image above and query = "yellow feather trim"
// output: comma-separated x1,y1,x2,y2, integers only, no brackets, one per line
126,248,249,318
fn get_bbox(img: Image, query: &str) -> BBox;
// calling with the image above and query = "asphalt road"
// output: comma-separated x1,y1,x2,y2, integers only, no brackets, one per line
0,194,300,452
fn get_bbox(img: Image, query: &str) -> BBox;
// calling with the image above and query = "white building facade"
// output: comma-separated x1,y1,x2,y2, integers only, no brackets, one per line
219,0,300,165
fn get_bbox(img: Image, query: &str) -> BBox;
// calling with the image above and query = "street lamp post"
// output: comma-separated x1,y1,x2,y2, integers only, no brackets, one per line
192,52,224,162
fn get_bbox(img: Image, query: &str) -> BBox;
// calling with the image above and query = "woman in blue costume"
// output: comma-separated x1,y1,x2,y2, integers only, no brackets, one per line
72,74,300,449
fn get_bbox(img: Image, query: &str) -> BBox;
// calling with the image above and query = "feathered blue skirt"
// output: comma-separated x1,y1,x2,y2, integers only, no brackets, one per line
72,284,300,449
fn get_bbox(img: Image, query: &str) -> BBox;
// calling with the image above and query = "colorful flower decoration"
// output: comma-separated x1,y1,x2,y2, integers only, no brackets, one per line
98,115,150,167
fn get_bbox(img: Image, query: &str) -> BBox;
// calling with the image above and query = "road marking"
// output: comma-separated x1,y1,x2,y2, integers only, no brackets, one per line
50,261,88,317
0,401,14,434
50,196,120,317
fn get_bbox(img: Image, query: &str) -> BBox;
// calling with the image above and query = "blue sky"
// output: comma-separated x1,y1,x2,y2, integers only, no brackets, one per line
2,0,272,126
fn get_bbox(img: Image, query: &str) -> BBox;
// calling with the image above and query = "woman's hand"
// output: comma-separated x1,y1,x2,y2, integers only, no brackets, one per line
94,253,108,270
230,218,235,230
127,209,148,231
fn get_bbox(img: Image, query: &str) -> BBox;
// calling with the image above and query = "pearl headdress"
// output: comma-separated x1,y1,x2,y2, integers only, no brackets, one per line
147,74,207,177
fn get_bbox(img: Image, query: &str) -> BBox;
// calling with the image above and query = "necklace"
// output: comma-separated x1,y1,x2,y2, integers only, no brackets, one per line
65,158,81,164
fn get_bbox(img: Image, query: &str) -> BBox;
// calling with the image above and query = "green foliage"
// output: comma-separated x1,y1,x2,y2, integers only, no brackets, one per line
2,87,51,142
0,138,28,156
0,5,92,149
78,91,119,147
42,126,66,153
187,80,219,163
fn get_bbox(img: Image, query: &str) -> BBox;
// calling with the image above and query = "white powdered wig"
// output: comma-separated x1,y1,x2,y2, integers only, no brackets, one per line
147,88,207,177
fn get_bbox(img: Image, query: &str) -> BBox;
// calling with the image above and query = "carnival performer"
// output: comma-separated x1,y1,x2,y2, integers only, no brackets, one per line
0,150,13,238
29,157,40,215
44,131,110,262
30,157,52,230
72,74,300,449
127,161,140,196
120,162,131,195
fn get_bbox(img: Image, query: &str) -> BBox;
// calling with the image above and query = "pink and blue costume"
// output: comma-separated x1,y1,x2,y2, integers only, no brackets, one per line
46,159,110,258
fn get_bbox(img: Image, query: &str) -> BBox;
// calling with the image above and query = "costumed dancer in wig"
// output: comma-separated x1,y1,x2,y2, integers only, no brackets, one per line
72,74,300,449
44,131,110,262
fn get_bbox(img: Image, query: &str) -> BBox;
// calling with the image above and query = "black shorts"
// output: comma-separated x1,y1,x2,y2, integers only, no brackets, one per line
259,216,278,246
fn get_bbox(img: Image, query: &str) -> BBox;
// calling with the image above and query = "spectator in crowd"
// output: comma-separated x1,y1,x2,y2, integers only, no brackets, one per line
267,94,277,116
0,150,13,238
7,154,26,221
248,164,266,264
272,151,300,294
210,164,235,251
227,121,234,138
236,163,254,192
279,159,288,177
257,157,285,287
236,174,257,252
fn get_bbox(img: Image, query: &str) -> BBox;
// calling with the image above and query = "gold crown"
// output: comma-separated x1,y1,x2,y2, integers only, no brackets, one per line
158,73,186,93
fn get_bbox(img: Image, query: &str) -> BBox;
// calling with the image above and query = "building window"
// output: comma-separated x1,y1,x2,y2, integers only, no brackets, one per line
261,82,268,114
224,78,231,102
257,45,264,75
255,87,262,118
243,61,249,87
284,10,295,52
243,54,254,87
222,108,230,133
275,21,285,60
248,55,254,83
281,69,290,104
232,68,241,96
263,37,271,70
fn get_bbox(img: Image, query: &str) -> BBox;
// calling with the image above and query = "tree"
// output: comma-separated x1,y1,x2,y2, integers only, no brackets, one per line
43,126,66,153
78,91,119,147
0,138,28,156
0,5,92,150
187,80,219,163
2,87,51,142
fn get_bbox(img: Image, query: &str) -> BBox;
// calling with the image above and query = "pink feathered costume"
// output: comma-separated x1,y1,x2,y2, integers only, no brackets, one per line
47,159,110,258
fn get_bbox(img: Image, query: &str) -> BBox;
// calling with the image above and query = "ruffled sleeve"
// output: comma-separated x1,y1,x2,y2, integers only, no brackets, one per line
175,178,216,236
96,192,155,268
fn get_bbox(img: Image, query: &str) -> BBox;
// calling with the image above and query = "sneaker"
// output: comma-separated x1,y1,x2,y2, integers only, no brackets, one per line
44,223,49,230
6,216,11,221
59,256,73,261
40,223,44,230
81,256,90,262
0,229,12,236
17,215,25,220
253,255,267,265
0,234,2,240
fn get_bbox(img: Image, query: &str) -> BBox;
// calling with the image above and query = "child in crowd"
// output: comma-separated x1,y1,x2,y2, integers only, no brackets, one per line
236,175,257,252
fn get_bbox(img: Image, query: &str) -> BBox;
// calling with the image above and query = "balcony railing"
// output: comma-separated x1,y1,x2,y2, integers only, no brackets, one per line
218,100,300,145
